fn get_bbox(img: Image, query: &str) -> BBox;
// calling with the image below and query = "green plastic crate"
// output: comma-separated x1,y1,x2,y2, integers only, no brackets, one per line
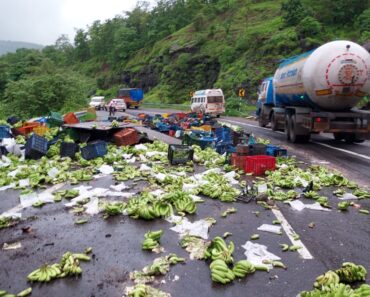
47,112,64,127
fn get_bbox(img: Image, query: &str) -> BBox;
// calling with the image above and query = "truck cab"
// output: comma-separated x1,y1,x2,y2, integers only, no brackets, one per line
256,77,274,127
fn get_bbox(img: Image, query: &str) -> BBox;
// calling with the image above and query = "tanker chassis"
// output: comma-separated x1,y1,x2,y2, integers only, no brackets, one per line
257,41,370,143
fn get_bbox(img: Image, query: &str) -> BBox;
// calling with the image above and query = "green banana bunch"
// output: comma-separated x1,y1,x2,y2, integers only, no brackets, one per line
173,197,196,214
27,263,62,282
113,166,141,181
303,190,319,199
221,207,237,218
152,201,173,218
103,202,125,218
337,201,351,211
353,189,370,199
335,262,367,283
354,284,370,296
142,230,163,250
333,188,345,197
317,196,330,208
301,283,356,297
60,253,82,276
232,260,255,278
313,270,340,288
126,284,170,297
210,259,235,284
205,236,234,264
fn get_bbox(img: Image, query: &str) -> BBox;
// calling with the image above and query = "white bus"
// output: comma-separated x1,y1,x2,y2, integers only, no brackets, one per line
190,89,225,117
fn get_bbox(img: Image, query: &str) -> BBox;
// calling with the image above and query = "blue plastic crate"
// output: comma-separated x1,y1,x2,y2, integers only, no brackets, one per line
0,125,12,139
266,145,287,157
81,141,107,160
25,134,48,159
214,127,232,142
216,143,236,155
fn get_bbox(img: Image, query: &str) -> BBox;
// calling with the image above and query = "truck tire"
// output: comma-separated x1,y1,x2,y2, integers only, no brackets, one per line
271,113,278,131
135,106,139,109
333,133,344,141
289,115,310,143
285,114,291,141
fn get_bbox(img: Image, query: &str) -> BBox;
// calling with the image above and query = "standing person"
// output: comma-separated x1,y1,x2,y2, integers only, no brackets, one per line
112,102,117,116
109,102,114,116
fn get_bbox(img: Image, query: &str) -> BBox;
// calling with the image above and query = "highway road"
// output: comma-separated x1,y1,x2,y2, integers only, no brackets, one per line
0,109,369,297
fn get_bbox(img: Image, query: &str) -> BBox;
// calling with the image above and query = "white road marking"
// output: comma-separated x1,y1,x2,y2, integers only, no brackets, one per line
223,119,370,161
271,208,314,260
310,141,370,161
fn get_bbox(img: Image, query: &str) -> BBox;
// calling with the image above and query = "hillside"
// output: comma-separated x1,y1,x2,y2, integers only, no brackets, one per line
0,40,43,56
0,0,369,119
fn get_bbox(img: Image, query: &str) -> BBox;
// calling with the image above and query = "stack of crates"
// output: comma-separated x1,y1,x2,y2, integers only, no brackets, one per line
231,153,249,171
168,145,194,165
113,128,139,146
81,141,107,160
25,134,48,159
14,122,41,136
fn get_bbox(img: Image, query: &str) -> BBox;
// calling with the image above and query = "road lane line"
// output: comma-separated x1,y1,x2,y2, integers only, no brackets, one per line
310,141,370,161
271,208,314,260
222,119,370,161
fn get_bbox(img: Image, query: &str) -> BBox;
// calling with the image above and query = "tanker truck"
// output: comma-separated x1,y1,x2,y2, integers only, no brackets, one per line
256,40,370,143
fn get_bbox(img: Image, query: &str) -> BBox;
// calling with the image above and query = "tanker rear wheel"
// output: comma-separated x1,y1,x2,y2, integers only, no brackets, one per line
258,115,267,127
285,114,291,141
289,115,310,143
333,133,344,141
271,113,278,131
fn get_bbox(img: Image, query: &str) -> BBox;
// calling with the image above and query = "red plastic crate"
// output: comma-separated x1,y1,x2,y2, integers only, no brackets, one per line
14,122,41,136
168,130,176,137
114,128,139,146
231,153,248,171
64,112,79,124
245,155,276,176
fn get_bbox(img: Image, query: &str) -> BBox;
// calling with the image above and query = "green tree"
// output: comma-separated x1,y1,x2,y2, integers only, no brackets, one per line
281,0,307,26
74,29,90,61
296,16,322,38
356,8,370,32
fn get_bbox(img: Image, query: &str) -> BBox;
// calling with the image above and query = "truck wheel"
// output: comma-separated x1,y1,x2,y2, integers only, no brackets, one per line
285,114,291,141
289,115,310,143
271,113,278,131
258,115,266,127
333,133,344,141
135,106,139,109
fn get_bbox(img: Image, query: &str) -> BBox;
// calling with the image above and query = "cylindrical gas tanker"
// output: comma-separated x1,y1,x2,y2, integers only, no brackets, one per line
274,40,370,111
257,40,370,143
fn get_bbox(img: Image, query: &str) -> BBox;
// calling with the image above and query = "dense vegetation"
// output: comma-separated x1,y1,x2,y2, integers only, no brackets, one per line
0,0,369,119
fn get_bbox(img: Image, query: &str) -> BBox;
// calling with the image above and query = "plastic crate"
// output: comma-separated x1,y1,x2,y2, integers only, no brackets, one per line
114,128,139,146
81,141,107,160
47,112,64,127
182,133,215,149
60,142,79,158
216,143,235,155
231,153,248,171
14,122,41,136
245,155,276,176
249,144,267,155
25,134,48,159
7,116,20,126
0,125,12,139
266,145,288,157
236,144,250,155
64,112,79,124
33,125,49,136
168,145,194,165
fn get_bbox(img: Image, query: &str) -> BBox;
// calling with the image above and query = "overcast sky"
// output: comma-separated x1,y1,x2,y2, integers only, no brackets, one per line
0,0,153,45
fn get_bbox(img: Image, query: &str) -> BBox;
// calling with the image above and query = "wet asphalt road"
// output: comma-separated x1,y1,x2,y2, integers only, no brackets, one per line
0,109,369,297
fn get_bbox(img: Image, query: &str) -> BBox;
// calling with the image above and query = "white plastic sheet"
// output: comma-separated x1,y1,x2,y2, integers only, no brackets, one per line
48,167,59,179
0,183,16,191
339,193,358,200
168,216,213,239
98,165,114,175
84,198,100,215
135,144,148,151
242,241,281,268
110,183,128,192
257,224,282,234
287,200,331,212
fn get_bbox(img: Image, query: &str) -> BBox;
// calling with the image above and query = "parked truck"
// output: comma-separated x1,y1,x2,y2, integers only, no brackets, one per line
117,88,144,109
256,40,370,143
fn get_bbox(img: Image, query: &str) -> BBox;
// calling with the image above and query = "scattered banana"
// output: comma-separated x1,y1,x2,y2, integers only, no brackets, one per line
335,262,367,283
16,288,32,297
204,236,234,264
313,270,340,288
280,244,289,252
142,230,163,251
27,263,62,282
221,208,237,218
250,234,260,240
232,260,255,278
103,202,125,218
210,259,235,284
337,201,351,211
